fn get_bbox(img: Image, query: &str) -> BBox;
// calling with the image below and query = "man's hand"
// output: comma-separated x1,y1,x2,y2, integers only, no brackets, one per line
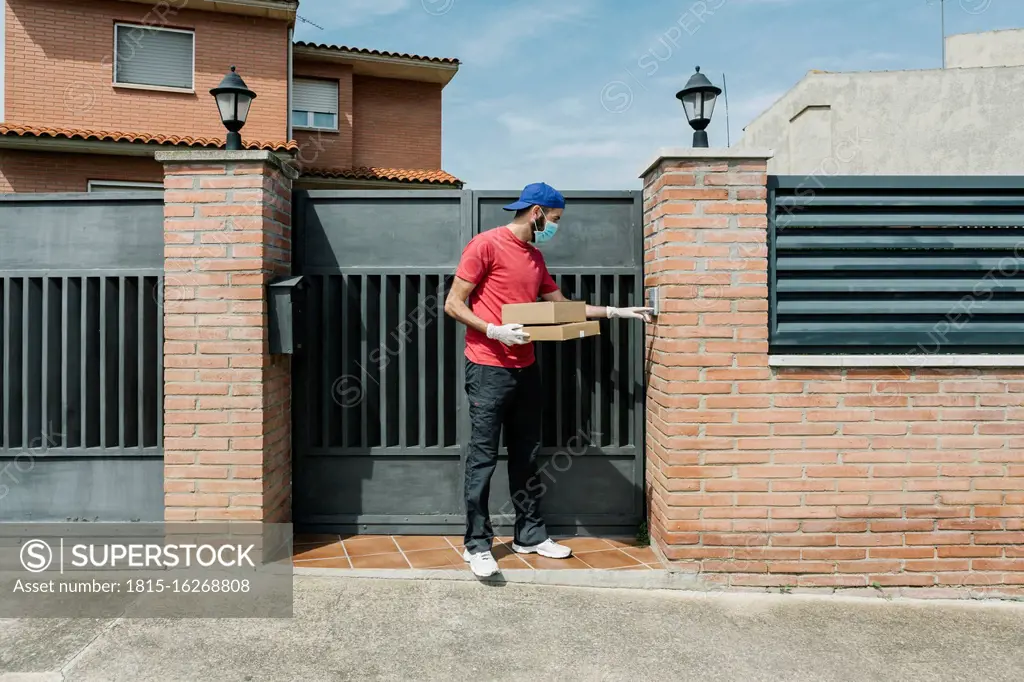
486,323,531,346
607,307,654,323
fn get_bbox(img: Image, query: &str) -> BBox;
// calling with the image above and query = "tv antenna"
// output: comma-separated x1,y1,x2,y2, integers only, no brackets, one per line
722,72,731,147
297,15,324,31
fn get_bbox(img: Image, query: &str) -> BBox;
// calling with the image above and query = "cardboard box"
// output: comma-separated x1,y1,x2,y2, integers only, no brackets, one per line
523,321,601,342
502,301,587,325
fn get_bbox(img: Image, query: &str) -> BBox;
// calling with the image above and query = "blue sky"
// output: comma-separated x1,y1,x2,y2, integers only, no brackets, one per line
294,0,1024,189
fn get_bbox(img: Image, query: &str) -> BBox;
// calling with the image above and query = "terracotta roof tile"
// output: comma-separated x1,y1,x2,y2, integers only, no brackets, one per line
302,166,462,187
0,124,299,152
294,41,459,65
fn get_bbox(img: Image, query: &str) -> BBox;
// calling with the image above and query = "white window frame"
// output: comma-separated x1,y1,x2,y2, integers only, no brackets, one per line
87,180,164,192
291,78,339,132
112,23,195,93
292,110,339,132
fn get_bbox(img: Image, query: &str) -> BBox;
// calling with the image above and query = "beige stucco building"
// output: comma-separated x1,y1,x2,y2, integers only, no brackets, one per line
737,28,1024,175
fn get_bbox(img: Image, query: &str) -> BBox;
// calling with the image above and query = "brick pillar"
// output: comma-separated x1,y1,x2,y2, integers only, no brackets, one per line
641,149,774,570
156,150,297,523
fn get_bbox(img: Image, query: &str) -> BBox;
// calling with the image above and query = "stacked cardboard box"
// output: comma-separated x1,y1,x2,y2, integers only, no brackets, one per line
501,302,600,341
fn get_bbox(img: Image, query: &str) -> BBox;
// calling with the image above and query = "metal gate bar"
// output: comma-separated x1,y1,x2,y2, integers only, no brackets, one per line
0,274,162,454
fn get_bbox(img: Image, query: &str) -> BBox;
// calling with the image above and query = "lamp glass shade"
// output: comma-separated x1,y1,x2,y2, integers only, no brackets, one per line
680,91,698,122
235,94,252,124
216,92,237,123
682,90,719,123
701,91,718,121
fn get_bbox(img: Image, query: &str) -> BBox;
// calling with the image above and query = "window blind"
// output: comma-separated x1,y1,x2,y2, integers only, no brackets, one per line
115,25,194,89
293,79,339,114
88,181,164,192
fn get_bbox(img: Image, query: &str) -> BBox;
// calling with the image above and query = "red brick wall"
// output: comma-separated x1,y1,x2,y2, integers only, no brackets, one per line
5,0,288,142
292,59,353,171
161,153,293,522
643,155,1024,598
352,75,442,170
0,150,163,192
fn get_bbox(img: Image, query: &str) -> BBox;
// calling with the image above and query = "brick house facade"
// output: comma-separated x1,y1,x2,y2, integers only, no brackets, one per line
0,0,461,193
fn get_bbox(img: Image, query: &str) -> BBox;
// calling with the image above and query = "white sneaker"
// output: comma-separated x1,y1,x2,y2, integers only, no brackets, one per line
462,549,499,577
511,538,572,559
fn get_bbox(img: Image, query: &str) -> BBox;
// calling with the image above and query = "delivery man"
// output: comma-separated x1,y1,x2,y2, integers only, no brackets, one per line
444,182,653,577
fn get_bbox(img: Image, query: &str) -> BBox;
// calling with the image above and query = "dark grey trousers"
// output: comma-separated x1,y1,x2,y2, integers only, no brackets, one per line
463,359,549,554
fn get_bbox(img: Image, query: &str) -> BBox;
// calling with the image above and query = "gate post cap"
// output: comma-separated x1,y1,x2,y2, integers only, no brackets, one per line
155,150,300,179
639,147,774,178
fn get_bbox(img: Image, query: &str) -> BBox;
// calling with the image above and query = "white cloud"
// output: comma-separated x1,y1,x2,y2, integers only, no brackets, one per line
730,89,788,123
296,0,410,31
457,0,594,66
456,105,692,189
804,49,908,72
541,140,632,160
724,88,787,144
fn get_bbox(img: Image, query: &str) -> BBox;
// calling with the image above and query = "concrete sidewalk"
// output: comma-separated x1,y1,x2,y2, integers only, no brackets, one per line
1,577,1022,681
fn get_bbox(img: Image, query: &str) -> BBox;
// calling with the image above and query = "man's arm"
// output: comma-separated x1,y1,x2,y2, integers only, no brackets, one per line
540,289,654,323
540,289,608,319
443,276,490,335
444,277,531,345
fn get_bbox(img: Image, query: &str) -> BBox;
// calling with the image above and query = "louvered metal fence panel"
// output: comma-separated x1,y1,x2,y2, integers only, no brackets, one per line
770,176,1024,353
0,194,164,521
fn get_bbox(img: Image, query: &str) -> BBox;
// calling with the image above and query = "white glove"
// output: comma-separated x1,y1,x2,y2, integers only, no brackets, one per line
486,323,531,346
607,306,654,323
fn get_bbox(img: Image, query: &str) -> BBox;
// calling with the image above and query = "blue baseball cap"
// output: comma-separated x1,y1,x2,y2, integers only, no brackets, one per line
503,182,566,211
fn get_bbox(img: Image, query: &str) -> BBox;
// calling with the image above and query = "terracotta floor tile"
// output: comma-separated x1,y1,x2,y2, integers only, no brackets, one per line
293,556,351,569
343,537,400,557
518,553,590,570
294,533,341,545
491,544,517,560
602,537,644,549
576,549,642,569
394,536,451,553
340,534,389,541
292,542,346,561
405,548,464,569
495,544,535,565
620,546,659,564
293,534,658,572
424,562,471,571
495,552,530,569
559,537,614,552
350,552,410,569
611,564,653,571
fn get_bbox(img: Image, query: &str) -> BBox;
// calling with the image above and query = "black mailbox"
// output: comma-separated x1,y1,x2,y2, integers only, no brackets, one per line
268,275,306,355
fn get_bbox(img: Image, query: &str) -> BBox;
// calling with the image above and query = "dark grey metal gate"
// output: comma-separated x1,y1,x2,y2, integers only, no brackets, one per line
292,190,645,535
0,193,165,521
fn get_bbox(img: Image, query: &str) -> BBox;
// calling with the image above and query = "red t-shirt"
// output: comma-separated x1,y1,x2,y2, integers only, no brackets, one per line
455,226,559,368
